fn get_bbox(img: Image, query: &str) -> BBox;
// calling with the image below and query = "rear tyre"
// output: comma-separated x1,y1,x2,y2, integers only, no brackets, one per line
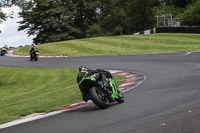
89,87,109,109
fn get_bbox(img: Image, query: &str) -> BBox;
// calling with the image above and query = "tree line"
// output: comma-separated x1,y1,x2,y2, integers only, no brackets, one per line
1,0,200,44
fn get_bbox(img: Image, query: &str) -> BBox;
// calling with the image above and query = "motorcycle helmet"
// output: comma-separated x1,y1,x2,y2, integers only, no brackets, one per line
79,66,88,71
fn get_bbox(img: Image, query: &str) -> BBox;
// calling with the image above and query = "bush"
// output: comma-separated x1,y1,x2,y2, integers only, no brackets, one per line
112,26,123,36
86,24,102,37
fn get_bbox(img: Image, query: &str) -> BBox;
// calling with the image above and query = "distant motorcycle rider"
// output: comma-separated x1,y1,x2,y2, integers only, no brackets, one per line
77,66,113,102
30,44,37,55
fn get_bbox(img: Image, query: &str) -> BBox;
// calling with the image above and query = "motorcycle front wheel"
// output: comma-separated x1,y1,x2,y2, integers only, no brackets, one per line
89,87,109,109
117,89,124,103
35,55,38,61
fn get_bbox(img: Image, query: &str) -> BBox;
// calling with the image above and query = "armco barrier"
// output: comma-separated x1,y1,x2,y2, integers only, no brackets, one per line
134,28,156,35
156,26,200,34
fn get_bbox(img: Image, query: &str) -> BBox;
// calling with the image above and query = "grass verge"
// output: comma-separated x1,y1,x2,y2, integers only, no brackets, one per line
0,66,125,124
13,33,200,56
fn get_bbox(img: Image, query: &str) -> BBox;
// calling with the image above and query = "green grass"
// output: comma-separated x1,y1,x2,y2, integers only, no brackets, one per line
13,33,200,56
0,66,125,124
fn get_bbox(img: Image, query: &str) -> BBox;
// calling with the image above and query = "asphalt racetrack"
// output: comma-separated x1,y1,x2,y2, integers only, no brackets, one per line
1,52,200,133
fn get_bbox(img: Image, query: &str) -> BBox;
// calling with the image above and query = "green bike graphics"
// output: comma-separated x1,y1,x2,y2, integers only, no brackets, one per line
80,75,119,99
109,80,119,99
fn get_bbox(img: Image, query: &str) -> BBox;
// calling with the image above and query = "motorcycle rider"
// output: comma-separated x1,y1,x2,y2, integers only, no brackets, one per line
77,66,113,102
30,44,37,55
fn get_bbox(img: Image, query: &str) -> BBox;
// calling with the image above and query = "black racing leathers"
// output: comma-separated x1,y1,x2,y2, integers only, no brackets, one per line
30,47,37,55
77,69,112,101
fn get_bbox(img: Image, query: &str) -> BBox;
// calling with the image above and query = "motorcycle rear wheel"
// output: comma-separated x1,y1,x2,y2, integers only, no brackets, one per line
89,87,109,109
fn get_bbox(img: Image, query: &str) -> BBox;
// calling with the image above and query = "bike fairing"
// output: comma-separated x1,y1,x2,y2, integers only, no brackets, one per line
78,70,119,99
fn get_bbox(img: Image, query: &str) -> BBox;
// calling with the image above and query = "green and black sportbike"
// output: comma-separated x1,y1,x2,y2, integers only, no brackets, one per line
79,74,124,109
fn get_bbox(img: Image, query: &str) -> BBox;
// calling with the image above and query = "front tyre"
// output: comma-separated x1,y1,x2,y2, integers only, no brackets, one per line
35,55,38,61
1,51,5,56
89,87,109,109
117,90,124,103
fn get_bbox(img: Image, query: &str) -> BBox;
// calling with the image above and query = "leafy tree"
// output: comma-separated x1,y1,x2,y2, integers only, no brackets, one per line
0,0,23,7
0,9,6,24
152,4,182,18
97,0,128,35
72,0,98,37
0,0,24,31
18,0,98,44
19,0,78,44
86,23,102,37
180,0,200,26
126,0,160,33
161,0,197,8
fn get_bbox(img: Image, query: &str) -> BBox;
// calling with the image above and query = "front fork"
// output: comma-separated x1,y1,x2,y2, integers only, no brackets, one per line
109,80,119,99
